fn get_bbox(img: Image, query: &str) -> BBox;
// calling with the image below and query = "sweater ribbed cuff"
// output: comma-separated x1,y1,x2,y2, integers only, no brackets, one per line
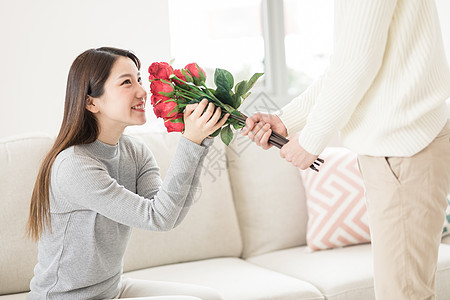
275,105,306,137
298,129,329,156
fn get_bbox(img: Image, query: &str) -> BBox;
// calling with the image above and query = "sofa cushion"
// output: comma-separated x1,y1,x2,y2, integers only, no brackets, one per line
123,132,242,271
0,133,53,295
247,243,450,300
226,138,308,258
123,257,324,300
300,147,370,251
0,293,27,300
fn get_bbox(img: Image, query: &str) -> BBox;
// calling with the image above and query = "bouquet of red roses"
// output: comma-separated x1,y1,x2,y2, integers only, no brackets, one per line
148,62,323,171
150,62,282,144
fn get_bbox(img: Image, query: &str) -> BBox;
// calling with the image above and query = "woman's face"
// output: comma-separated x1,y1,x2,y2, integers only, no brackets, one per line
89,56,147,134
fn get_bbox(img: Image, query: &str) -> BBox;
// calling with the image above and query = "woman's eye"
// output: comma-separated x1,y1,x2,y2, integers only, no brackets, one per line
138,77,142,84
121,79,131,85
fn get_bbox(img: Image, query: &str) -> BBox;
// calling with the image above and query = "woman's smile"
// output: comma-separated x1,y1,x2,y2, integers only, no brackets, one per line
131,100,146,112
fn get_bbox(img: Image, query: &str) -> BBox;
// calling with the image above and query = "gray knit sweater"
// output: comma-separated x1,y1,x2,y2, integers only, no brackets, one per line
28,135,212,300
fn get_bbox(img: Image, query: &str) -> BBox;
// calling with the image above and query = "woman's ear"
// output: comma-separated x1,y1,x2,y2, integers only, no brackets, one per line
85,96,99,113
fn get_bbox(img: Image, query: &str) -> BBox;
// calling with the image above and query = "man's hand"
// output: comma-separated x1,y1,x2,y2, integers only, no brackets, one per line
241,112,287,150
280,134,319,170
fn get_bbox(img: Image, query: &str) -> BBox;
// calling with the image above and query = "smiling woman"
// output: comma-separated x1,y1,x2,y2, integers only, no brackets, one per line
85,56,148,145
25,47,227,300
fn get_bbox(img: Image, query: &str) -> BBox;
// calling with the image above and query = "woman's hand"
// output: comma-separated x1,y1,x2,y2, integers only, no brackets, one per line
183,99,229,145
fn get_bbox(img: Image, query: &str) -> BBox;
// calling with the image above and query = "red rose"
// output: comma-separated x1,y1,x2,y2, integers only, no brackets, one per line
150,80,174,104
153,100,178,120
185,63,206,85
151,95,164,106
148,62,174,81
153,105,163,118
164,113,184,132
172,69,193,85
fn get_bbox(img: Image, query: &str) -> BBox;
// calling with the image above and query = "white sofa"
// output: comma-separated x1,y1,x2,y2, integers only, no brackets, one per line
1,125,450,300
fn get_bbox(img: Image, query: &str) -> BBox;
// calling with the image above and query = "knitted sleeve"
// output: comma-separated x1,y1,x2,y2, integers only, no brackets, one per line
54,137,210,231
280,0,397,154
276,75,325,137
135,136,213,228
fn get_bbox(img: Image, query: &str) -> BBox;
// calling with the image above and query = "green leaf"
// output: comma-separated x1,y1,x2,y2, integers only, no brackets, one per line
196,63,207,83
160,79,172,85
213,69,234,106
177,103,189,109
220,124,233,146
233,123,245,130
234,80,248,96
209,128,221,137
181,69,194,83
214,69,232,91
167,105,180,117
214,68,234,90
223,70,234,88
214,86,233,106
231,93,241,109
159,91,174,97
229,119,244,130
242,91,251,100
169,117,184,123
246,73,264,92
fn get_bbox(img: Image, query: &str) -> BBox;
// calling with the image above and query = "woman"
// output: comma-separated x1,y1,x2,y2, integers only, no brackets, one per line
26,47,228,300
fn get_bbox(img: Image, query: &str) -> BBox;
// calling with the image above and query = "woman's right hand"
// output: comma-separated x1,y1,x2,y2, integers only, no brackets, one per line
182,99,229,145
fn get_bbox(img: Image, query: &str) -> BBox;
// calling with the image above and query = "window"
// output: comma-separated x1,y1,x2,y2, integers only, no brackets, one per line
168,0,265,89
284,0,334,96
163,0,334,114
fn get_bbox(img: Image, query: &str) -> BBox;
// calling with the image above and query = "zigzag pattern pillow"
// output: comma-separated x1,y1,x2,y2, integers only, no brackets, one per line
300,147,371,251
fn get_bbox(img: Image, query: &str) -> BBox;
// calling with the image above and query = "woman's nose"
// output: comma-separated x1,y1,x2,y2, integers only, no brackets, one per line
136,84,147,99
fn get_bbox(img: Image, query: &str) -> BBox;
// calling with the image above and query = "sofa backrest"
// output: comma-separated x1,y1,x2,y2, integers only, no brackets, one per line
122,132,242,272
0,132,243,295
0,133,53,295
225,138,308,258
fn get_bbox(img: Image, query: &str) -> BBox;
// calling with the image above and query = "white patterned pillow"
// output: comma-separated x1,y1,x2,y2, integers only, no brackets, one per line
443,194,450,237
300,147,371,251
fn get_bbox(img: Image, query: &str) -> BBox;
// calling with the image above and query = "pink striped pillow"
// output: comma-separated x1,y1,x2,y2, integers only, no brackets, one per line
300,147,371,251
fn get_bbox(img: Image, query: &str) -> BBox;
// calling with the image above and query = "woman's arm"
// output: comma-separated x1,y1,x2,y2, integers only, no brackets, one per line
172,138,213,227
54,101,225,231
135,136,213,229
53,138,208,231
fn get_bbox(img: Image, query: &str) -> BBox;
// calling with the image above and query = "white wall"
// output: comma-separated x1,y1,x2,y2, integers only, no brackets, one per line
0,1,449,138
0,0,171,138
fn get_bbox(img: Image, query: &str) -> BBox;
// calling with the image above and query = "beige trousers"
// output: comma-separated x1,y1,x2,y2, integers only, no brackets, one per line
111,278,224,300
357,120,450,300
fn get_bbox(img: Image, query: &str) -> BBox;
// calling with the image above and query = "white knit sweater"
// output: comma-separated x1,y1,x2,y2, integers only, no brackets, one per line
278,0,450,156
